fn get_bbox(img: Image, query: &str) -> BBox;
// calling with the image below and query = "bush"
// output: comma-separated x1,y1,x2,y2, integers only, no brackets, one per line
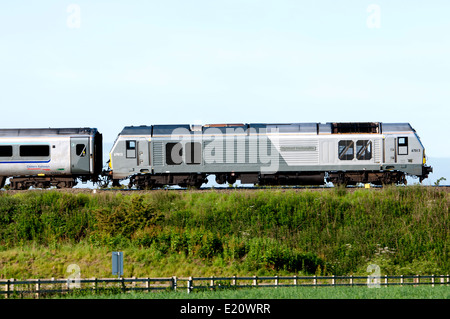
93,194,161,238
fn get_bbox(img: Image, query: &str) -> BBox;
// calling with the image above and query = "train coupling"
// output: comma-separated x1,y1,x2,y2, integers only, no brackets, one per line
101,169,113,177
420,165,433,182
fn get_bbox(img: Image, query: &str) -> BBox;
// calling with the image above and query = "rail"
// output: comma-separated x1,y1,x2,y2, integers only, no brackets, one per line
1,274,449,298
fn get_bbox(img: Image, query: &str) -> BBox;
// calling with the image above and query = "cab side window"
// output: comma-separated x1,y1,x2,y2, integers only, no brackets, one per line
398,137,408,155
126,140,136,158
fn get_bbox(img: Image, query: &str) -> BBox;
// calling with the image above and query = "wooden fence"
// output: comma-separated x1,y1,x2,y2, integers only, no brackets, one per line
1,274,449,298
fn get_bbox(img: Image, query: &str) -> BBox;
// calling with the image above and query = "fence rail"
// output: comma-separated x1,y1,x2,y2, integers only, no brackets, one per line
1,274,449,298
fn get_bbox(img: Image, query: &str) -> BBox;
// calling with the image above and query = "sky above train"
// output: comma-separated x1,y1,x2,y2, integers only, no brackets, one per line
0,0,449,167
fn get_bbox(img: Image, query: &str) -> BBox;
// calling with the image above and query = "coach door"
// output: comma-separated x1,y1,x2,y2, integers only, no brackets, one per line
71,137,90,174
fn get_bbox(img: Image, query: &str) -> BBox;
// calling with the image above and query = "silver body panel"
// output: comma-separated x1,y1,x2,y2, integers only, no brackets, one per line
110,122,428,181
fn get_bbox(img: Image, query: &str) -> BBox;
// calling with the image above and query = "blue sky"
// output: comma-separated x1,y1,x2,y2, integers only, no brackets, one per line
0,1,449,182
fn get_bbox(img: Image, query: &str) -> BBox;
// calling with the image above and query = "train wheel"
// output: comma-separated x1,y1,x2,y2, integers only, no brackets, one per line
187,181,203,189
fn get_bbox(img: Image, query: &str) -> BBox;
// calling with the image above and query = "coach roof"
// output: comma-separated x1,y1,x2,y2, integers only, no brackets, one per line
0,128,98,137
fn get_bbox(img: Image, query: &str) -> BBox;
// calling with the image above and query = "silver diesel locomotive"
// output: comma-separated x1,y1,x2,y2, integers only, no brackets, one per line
108,122,432,189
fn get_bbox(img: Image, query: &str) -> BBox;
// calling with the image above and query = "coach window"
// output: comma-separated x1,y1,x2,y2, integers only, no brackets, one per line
186,142,201,165
338,140,354,160
166,142,182,165
20,145,50,157
126,140,136,158
0,145,13,157
356,140,372,160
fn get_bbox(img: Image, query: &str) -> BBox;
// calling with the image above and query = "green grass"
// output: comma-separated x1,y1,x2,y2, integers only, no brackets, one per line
0,186,448,280
57,285,450,299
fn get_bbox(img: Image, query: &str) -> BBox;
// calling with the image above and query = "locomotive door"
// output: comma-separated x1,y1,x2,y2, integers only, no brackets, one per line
137,140,150,167
71,137,90,174
384,136,397,164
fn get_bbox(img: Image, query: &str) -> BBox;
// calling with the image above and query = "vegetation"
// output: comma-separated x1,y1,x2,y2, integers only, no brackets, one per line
0,186,448,280
56,285,450,299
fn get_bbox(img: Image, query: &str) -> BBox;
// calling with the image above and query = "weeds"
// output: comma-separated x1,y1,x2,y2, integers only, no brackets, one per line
0,186,448,278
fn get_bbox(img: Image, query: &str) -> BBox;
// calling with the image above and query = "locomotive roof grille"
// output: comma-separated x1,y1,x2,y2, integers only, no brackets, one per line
331,122,380,134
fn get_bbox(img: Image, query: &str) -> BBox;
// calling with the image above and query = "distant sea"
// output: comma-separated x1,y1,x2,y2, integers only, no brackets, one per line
418,157,450,186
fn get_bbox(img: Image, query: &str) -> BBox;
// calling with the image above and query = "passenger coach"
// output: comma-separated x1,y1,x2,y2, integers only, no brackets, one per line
0,128,102,190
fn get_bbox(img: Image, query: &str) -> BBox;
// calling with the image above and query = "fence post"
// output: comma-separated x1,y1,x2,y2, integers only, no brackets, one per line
349,275,353,287
8,278,15,298
92,277,97,293
35,279,40,299
51,277,55,297
332,275,335,287
384,275,388,287
313,275,317,287
172,276,177,291
187,277,193,294
4,279,9,299
400,275,403,286
294,275,297,286
275,275,278,288
121,277,126,293
210,276,215,290
232,275,236,287
431,275,435,288
414,275,420,287
253,276,258,287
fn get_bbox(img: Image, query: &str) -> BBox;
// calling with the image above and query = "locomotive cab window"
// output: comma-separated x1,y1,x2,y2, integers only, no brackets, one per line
126,140,136,158
338,140,354,160
398,137,408,155
76,144,87,157
166,142,182,165
0,145,13,157
356,140,372,160
20,145,50,157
